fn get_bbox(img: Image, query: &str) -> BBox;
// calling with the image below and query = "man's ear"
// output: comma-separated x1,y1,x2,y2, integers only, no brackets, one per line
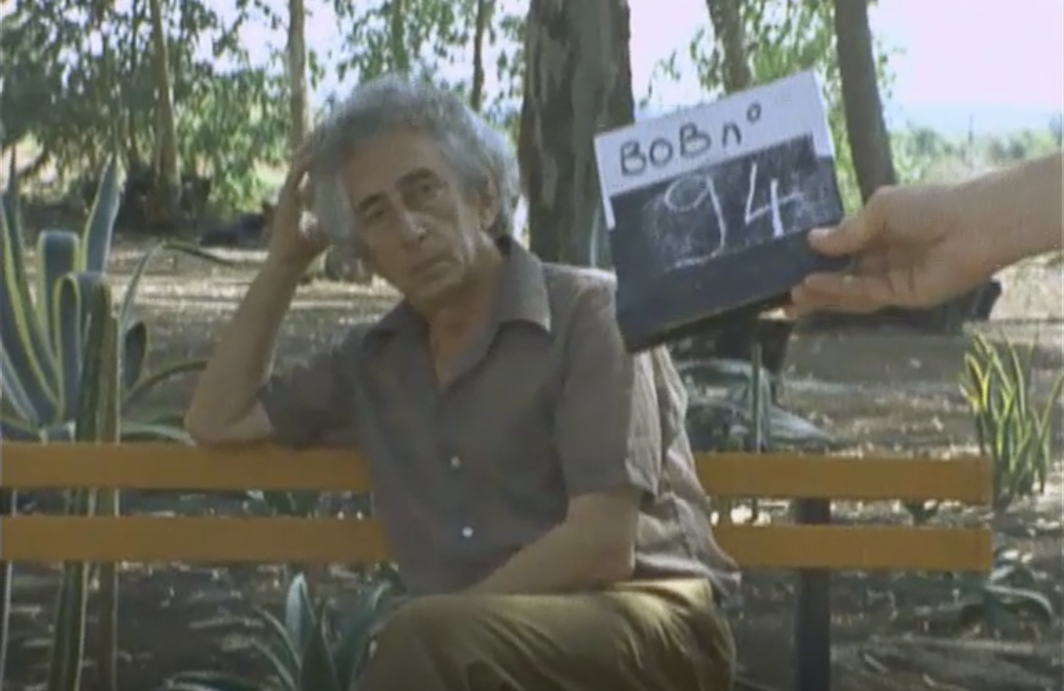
476,178,501,233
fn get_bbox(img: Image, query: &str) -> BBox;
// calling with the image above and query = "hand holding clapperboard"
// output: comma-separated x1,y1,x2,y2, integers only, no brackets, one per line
591,70,847,353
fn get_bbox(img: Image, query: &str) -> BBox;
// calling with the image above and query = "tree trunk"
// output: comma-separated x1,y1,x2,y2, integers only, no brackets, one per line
0,491,11,689
833,0,896,202
704,0,752,92
388,0,410,72
469,0,494,112
147,0,181,231
519,0,635,265
287,0,309,152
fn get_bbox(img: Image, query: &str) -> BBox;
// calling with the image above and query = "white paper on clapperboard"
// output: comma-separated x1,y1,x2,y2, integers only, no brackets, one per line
592,69,836,231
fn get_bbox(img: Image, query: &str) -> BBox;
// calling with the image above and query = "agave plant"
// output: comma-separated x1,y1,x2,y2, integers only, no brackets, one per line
44,278,122,691
0,154,230,443
681,356,832,453
160,574,400,691
0,156,229,691
919,540,1055,635
960,333,1063,511
680,344,832,526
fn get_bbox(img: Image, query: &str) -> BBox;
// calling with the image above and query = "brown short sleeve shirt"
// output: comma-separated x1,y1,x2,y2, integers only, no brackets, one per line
259,240,740,600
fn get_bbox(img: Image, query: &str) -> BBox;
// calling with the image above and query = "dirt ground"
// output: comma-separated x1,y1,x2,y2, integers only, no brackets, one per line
6,238,1063,691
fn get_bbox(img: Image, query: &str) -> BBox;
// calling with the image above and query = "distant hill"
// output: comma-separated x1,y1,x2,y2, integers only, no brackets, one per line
885,103,1063,136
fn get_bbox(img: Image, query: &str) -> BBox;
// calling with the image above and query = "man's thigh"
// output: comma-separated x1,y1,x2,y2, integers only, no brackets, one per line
359,578,735,691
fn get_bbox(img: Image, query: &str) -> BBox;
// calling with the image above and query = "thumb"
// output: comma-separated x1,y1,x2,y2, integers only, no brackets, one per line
808,210,879,257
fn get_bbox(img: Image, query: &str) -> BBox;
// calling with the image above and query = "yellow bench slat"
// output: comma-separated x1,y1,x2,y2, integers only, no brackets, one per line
0,516,993,572
0,443,992,503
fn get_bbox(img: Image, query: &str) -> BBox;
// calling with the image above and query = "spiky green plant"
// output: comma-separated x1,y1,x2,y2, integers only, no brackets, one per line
960,333,1063,511
681,356,832,453
0,155,230,691
159,574,399,691
921,541,1055,635
0,154,230,443
45,278,121,691
680,344,832,525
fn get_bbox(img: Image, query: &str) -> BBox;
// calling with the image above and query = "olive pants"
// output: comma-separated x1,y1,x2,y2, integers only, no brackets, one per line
357,578,735,691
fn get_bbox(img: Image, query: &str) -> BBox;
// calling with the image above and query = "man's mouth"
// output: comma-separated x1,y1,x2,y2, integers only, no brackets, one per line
412,257,447,277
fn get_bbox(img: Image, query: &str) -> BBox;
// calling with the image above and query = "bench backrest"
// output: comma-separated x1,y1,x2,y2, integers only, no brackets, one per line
0,443,994,572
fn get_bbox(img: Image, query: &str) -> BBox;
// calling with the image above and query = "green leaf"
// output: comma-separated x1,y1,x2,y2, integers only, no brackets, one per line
157,684,259,691
0,188,59,421
0,401,36,440
285,574,312,652
983,584,1056,622
253,606,302,682
99,306,121,446
46,483,96,691
124,358,206,410
118,422,193,443
121,320,149,392
0,344,35,425
117,240,236,330
74,280,115,442
51,275,85,422
39,423,76,442
248,639,299,691
2,155,34,318
161,670,265,691
298,600,343,691
79,155,121,274
36,230,79,351
45,562,90,691
333,582,397,688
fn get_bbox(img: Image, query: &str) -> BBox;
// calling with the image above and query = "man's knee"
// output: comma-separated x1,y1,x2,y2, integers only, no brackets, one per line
358,595,479,690
373,594,484,658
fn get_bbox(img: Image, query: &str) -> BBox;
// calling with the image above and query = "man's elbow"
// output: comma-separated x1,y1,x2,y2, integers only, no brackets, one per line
183,406,263,447
183,409,223,447
591,536,637,586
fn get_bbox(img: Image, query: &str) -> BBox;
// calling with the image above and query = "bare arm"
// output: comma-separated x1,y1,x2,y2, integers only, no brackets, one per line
467,279,658,595
184,260,306,445
960,150,1063,269
466,489,640,595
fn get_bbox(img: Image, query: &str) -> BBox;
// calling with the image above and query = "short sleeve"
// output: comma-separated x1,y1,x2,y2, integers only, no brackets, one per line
554,278,663,499
257,326,365,449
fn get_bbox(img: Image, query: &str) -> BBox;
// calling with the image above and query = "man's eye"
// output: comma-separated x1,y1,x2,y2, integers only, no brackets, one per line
418,179,441,198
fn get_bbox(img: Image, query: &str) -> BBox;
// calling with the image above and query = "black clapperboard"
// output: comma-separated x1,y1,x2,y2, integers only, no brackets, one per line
593,70,848,353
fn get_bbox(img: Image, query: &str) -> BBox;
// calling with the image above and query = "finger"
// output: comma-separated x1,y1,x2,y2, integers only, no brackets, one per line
808,210,880,258
792,274,892,314
298,175,317,210
300,217,329,250
281,148,316,196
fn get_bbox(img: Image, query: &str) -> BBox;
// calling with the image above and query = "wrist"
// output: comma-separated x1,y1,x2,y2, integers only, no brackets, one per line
955,153,1063,271
259,256,310,290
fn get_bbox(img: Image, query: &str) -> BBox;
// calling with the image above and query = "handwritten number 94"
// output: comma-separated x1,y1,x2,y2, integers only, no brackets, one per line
662,162,802,242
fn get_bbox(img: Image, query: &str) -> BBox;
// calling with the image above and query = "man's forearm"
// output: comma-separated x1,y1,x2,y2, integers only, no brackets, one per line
958,150,1063,269
185,259,306,438
466,521,633,596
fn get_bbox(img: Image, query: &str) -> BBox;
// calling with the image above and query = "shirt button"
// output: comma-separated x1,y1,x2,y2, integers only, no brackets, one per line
449,456,462,470
461,526,474,539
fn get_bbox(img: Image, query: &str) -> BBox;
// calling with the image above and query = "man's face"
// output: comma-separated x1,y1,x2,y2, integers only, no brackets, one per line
338,127,496,308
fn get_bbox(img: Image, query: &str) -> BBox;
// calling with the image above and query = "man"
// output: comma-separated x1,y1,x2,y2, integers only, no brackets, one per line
789,150,1062,316
185,74,739,691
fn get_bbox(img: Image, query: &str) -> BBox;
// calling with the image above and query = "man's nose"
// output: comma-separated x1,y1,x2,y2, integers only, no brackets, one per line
395,207,426,245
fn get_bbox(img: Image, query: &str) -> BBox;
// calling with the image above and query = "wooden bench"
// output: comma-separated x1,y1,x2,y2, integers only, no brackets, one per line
1,443,994,691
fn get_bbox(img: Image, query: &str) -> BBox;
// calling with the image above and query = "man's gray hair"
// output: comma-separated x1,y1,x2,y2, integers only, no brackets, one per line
308,74,521,257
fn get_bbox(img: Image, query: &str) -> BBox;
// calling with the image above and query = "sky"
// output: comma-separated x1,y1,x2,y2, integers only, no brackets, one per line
287,0,1063,136
630,0,1064,133
6,0,1056,135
